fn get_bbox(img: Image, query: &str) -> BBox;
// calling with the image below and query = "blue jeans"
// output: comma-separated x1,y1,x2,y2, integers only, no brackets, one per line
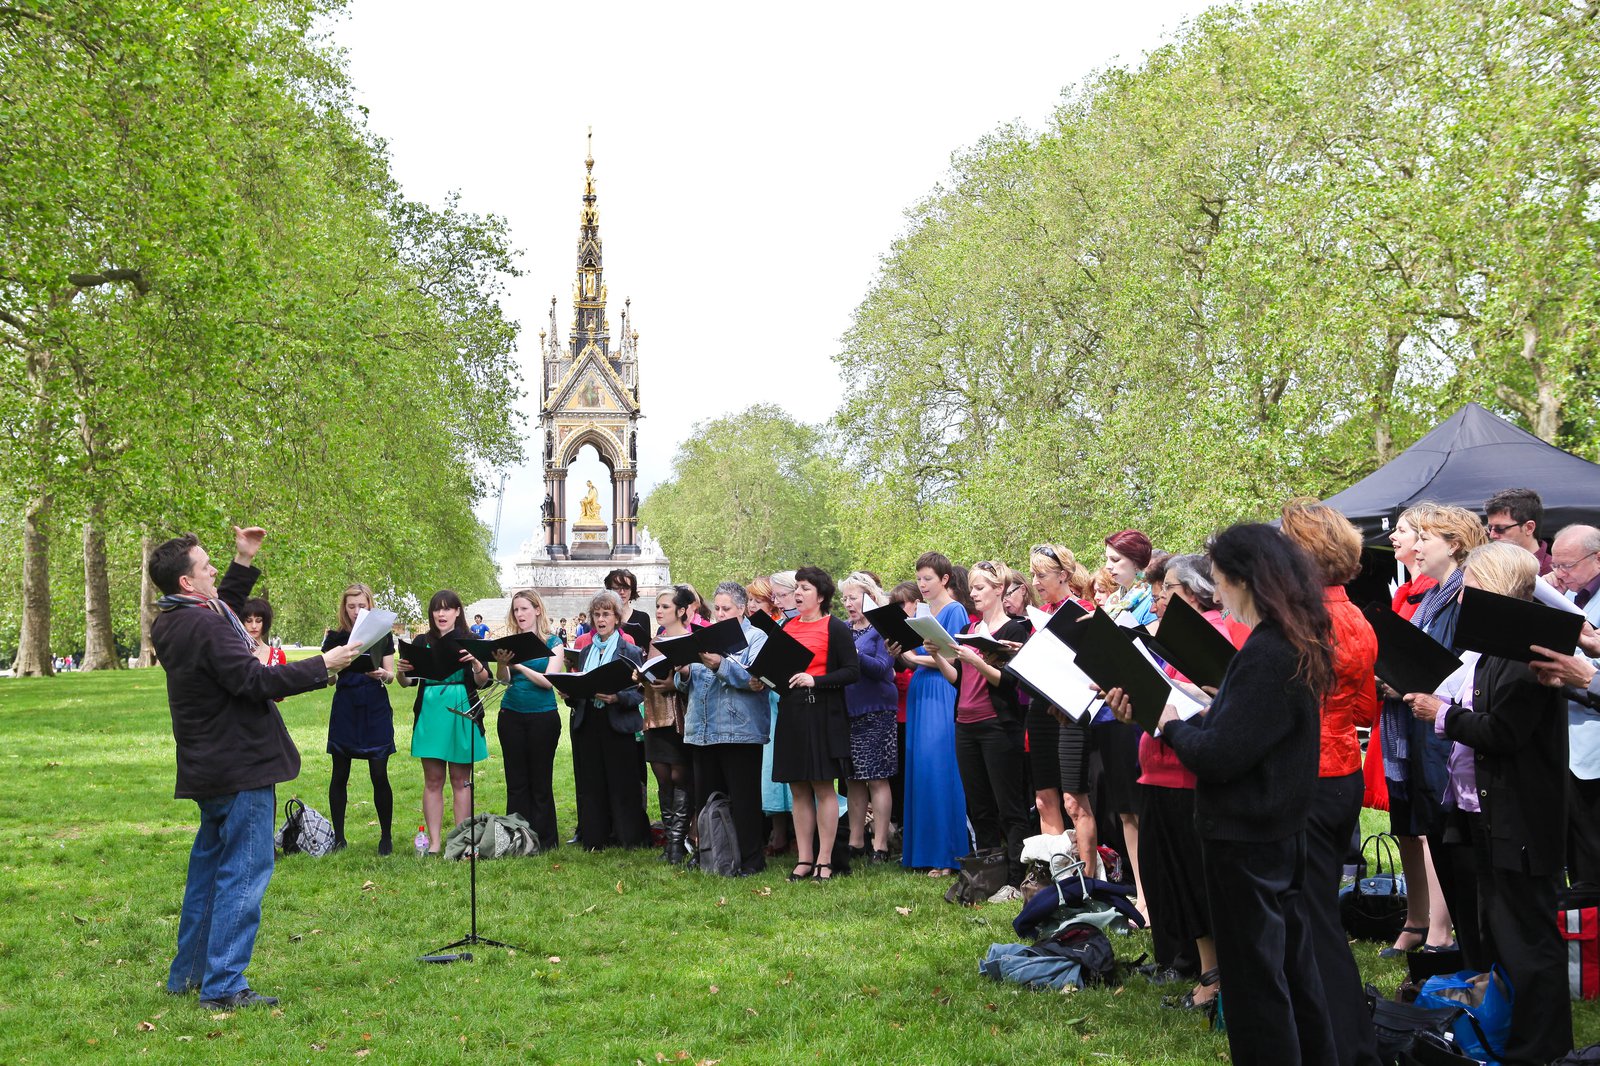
167,786,277,999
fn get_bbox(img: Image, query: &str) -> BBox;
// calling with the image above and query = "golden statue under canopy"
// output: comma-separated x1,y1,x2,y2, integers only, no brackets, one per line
578,480,602,523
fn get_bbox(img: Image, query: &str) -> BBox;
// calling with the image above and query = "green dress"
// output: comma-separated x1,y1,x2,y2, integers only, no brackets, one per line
409,668,488,764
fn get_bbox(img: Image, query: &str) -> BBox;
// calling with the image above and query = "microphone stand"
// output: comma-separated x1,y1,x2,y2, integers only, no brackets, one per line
419,673,524,963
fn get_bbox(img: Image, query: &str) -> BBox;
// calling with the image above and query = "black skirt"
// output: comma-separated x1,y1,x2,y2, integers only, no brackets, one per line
642,725,687,765
1026,702,1062,792
771,690,849,783
1139,784,1210,943
1093,720,1144,818
1057,714,1092,795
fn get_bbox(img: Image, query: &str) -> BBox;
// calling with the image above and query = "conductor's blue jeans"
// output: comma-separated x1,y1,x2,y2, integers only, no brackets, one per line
167,786,276,1000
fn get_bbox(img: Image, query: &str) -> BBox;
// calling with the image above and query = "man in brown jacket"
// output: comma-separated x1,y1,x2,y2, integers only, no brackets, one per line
150,525,360,1010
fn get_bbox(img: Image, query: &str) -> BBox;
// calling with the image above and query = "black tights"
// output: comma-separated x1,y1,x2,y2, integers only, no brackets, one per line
330,754,394,843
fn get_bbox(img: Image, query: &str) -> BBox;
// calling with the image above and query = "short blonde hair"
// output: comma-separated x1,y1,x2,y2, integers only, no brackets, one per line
769,570,797,592
505,588,551,640
1463,542,1538,600
1414,505,1489,564
840,571,887,607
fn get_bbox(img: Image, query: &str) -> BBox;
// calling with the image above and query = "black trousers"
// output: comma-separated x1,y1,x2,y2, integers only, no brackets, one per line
1470,816,1573,1065
954,718,1029,884
497,710,561,850
1203,833,1336,1066
1303,772,1381,1066
691,742,767,874
1568,772,1600,885
571,711,649,849
1427,807,1484,969
889,719,907,829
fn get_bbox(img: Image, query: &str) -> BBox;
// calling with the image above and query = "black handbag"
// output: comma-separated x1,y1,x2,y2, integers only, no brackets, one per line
1341,832,1409,942
607,701,645,735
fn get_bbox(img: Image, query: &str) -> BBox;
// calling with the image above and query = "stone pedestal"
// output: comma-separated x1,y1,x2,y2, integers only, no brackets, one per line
477,527,672,628
570,521,610,559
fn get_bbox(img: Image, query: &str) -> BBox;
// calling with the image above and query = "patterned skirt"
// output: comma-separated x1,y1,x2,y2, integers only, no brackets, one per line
847,708,897,781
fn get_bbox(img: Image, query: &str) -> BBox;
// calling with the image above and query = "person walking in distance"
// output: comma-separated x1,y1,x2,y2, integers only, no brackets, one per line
150,525,362,1010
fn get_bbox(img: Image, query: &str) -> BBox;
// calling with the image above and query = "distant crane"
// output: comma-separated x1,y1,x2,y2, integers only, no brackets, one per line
491,472,509,553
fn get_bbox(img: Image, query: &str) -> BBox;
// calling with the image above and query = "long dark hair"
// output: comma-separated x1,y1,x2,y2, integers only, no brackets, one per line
426,589,469,640
1207,523,1334,697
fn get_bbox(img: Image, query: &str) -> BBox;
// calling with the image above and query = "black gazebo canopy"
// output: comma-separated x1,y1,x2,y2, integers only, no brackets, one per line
1323,403,1600,544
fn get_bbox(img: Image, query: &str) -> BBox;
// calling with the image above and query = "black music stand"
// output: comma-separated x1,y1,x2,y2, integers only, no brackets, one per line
418,678,525,963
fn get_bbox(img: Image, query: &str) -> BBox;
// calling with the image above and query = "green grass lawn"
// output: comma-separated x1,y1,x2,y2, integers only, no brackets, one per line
1,670,1595,1064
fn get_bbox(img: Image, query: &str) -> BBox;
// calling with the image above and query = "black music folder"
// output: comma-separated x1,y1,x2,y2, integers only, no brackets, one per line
1454,586,1586,664
457,631,550,667
1138,595,1237,690
397,638,470,682
545,658,641,700
1046,605,1191,735
864,602,923,650
747,623,816,692
650,618,750,667
1363,605,1462,695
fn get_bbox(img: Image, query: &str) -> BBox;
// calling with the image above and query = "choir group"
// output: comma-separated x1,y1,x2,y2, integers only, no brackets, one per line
231,487,1600,1063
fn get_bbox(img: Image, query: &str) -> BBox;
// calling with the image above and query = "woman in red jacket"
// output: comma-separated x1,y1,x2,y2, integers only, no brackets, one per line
1280,499,1382,1066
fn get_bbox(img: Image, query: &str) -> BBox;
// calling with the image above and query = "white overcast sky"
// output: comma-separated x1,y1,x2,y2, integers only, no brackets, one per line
326,1,1207,574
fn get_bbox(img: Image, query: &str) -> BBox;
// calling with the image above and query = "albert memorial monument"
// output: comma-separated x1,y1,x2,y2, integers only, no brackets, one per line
476,140,672,628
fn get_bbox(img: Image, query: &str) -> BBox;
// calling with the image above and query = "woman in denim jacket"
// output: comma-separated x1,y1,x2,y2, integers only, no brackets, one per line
678,581,772,875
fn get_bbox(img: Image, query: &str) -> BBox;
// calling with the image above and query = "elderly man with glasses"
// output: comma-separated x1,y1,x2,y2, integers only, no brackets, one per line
1530,525,1600,882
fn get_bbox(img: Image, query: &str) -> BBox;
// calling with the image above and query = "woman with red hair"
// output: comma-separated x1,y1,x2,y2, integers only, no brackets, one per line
1095,529,1157,918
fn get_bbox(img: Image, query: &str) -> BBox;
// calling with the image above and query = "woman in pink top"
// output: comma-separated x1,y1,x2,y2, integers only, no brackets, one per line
1138,554,1237,1014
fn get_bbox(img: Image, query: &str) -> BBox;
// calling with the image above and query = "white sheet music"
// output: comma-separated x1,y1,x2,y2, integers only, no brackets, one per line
906,614,961,657
349,607,398,652
1009,629,1099,722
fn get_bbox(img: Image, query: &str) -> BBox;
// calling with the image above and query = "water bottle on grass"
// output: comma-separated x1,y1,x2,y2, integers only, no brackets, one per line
413,826,429,856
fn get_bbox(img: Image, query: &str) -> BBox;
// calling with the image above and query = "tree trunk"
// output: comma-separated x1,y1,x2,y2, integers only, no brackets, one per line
138,529,159,667
14,491,54,677
81,498,121,670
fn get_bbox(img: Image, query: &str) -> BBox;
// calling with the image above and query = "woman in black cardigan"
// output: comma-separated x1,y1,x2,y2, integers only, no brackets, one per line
771,566,860,881
1405,542,1572,1064
1106,524,1337,1066
564,590,649,850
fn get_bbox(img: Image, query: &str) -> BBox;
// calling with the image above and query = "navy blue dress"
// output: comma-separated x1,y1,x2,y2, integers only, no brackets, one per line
323,630,397,758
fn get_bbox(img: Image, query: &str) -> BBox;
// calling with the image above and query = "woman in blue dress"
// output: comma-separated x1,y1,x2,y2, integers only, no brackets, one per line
396,589,490,856
894,551,971,875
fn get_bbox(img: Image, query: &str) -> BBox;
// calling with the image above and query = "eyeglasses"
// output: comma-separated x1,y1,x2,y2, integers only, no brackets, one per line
1030,545,1059,562
1552,550,1599,573
1485,521,1525,536
1004,583,1024,596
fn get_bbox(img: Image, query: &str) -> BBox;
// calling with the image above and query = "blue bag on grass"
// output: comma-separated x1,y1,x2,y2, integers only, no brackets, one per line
1413,965,1513,1065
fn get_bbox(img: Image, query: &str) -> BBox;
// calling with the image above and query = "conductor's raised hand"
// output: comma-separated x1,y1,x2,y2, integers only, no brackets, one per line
232,525,266,565
322,640,364,673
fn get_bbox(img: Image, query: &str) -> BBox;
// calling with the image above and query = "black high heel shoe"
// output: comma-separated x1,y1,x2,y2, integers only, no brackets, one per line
1379,925,1428,959
787,862,815,882
812,863,833,881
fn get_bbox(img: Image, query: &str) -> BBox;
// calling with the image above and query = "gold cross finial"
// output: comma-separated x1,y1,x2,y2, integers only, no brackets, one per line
586,127,593,171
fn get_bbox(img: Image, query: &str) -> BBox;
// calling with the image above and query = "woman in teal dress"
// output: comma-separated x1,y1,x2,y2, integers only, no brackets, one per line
396,589,490,855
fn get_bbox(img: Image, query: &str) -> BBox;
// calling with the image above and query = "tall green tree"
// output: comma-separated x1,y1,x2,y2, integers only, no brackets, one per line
639,406,850,598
